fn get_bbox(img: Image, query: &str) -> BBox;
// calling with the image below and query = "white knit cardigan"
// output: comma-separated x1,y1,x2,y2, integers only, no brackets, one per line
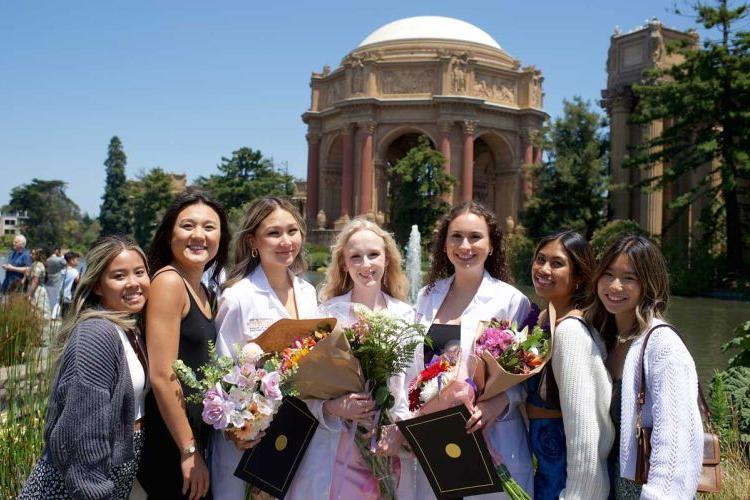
619,319,704,499
551,317,614,500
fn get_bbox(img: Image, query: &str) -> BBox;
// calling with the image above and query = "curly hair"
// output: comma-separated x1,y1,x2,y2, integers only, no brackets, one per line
319,218,408,302
424,201,510,292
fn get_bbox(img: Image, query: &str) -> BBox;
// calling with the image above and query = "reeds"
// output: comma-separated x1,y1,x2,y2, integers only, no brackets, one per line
0,295,57,497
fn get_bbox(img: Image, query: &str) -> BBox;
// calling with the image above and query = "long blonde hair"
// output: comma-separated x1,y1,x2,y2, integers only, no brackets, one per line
319,218,408,302
57,235,149,347
584,234,669,348
222,197,307,290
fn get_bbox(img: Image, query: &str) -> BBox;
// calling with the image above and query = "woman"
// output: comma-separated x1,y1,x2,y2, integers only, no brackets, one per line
585,235,702,499
138,191,230,500
316,218,416,499
27,247,51,318
414,201,533,498
211,197,318,500
19,235,150,499
527,231,614,499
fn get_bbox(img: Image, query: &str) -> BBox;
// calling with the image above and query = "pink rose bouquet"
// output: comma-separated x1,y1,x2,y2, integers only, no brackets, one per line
173,341,283,441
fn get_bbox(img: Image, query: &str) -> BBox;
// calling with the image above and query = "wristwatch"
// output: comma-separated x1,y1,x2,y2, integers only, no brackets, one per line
181,441,197,458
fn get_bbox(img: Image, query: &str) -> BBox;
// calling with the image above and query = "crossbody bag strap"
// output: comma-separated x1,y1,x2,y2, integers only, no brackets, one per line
636,324,713,431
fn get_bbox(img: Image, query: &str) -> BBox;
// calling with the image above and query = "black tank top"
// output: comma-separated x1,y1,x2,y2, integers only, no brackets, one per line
138,269,217,498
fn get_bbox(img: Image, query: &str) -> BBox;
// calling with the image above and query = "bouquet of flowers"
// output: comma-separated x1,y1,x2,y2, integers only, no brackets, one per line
470,304,552,402
408,349,461,413
263,327,331,397
173,342,283,441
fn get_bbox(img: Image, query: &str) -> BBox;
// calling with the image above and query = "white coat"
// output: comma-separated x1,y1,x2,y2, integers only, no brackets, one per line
308,291,418,500
211,265,319,500
413,271,534,499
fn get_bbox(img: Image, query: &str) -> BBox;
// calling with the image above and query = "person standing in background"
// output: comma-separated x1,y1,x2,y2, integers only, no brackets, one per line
60,251,81,318
45,247,67,316
1,234,32,293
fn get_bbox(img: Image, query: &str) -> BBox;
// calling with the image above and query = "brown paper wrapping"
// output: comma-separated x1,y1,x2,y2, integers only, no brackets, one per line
472,304,556,402
254,318,337,353
292,329,365,400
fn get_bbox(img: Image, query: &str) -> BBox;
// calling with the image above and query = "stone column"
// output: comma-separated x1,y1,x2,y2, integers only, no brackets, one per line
358,120,377,215
639,119,664,235
605,89,632,220
340,123,355,217
521,135,534,202
438,120,453,203
305,131,321,221
461,120,477,202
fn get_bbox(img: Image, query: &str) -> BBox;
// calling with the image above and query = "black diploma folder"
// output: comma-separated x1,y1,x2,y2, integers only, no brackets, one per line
396,405,503,499
234,396,319,499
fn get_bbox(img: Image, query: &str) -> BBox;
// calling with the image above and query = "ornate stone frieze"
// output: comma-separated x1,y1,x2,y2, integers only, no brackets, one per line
379,68,436,94
321,78,345,108
473,72,516,104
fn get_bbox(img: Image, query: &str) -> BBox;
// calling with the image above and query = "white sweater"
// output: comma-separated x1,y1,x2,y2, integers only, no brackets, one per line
619,319,703,499
551,317,614,500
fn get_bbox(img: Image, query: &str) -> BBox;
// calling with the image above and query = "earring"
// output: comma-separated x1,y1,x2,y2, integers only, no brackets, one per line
488,249,493,256
251,248,258,259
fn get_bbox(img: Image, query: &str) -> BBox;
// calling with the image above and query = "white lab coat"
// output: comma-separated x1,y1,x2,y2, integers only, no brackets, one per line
413,271,534,499
211,265,320,500
310,291,418,500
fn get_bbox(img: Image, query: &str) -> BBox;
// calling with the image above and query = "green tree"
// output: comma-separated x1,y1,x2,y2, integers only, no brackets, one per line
99,136,132,236
628,0,750,274
520,97,609,239
195,147,295,211
8,179,81,248
387,136,455,245
130,168,176,248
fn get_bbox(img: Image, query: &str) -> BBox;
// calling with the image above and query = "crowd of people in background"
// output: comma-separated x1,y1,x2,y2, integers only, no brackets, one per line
7,189,705,500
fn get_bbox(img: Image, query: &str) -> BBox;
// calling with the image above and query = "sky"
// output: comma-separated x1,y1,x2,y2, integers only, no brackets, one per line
0,1,704,216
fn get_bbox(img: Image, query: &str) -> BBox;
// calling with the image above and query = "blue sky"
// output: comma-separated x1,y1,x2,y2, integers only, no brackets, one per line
0,1,701,215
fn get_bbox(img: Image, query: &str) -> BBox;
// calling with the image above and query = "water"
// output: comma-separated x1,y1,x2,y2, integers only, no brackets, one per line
521,286,750,384
406,225,422,305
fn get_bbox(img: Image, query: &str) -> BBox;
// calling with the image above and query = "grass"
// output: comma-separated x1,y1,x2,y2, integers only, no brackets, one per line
0,295,57,498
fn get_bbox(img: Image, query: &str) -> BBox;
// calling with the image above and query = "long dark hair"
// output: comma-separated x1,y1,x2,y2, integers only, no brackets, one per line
584,234,670,348
424,201,510,291
533,230,596,309
147,189,230,286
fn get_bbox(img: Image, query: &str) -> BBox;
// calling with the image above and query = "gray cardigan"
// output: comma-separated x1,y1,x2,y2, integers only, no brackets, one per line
42,318,136,500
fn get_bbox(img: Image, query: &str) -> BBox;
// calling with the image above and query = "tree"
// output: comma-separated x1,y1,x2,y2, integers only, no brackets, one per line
8,179,81,248
194,147,295,211
521,97,609,239
387,136,455,245
130,168,176,248
628,0,750,274
99,136,132,236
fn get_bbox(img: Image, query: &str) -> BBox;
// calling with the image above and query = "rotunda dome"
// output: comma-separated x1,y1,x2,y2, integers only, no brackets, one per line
358,16,502,51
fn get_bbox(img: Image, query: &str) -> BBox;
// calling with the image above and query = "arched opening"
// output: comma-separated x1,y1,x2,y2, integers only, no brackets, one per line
472,133,516,221
381,133,438,222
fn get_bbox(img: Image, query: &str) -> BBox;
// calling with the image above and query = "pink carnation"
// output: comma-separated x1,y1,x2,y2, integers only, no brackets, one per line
475,327,515,358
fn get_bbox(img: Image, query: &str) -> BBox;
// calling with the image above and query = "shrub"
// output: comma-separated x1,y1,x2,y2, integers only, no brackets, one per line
589,219,648,259
506,233,534,286
0,295,45,367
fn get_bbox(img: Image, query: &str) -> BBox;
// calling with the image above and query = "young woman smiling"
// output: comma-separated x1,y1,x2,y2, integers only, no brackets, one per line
414,201,533,499
138,191,230,500
526,231,614,499
211,197,319,500
316,218,416,499
586,235,702,499
20,236,150,499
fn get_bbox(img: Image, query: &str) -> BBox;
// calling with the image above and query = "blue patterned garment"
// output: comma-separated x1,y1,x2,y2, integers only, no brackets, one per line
527,373,567,500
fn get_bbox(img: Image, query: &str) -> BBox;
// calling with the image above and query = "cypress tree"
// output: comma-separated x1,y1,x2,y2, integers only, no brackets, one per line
99,136,132,236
